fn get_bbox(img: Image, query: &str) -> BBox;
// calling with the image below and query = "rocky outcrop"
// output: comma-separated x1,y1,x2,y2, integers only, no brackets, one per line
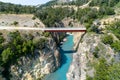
72,32,85,50
67,33,116,80
0,30,61,80
50,21,66,45
62,18,82,27
67,52,81,80
0,19,66,80
9,38,60,80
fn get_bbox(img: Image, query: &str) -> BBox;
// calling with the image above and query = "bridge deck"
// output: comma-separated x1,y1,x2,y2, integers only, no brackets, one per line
0,26,86,32
44,27,86,32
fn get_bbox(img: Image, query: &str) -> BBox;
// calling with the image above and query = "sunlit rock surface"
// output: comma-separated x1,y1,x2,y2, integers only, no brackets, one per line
67,33,116,80
9,38,61,80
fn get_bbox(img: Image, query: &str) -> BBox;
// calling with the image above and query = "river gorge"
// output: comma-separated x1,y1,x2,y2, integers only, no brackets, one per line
44,35,74,80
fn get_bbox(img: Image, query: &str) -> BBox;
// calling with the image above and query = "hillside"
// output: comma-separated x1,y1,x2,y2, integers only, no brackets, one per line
65,0,120,80
0,0,120,80
0,1,36,14
0,14,45,27
0,1,65,80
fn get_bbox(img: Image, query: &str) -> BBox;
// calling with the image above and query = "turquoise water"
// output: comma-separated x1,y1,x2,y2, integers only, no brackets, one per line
44,35,74,80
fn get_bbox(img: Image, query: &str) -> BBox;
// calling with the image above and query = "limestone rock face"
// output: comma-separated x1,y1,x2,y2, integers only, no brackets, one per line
9,38,61,80
67,33,116,80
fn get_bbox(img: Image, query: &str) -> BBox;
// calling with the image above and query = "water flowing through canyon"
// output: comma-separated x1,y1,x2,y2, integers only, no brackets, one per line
44,35,74,80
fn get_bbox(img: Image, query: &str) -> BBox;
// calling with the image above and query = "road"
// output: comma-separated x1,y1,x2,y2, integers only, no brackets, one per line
0,26,86,32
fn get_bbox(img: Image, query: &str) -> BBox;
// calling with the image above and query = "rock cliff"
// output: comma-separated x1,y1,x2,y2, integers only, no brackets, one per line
0,31,61,80
67,33,117,80
10,39,60,80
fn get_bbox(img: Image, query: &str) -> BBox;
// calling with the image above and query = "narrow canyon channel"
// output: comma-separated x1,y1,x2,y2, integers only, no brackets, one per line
44,35,74,80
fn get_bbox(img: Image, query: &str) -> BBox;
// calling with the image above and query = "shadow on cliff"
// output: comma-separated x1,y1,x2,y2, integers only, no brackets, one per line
58,46,76,67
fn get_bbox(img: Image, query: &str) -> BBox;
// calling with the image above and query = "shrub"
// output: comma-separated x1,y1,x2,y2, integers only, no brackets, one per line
94,58,120,80
13,21,19,25
32,16,36,20
0,32,2,35
0,36,4,44
34,38,47,50
101,34,113,45
42,32,50,37
93,46,99,58
111,41,120,52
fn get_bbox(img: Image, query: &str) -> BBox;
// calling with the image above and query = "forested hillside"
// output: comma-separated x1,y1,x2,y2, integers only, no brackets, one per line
35,7,75,27
35,6,115,28
0,2,36,14
90,0,120,7
0,0,120,80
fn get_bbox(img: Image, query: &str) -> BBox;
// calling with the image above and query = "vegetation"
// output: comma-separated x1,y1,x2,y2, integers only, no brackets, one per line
101,34,113,45
99,6,115,16
76,7,114,29
35,0,120,80
0,31,34,65
38,0,57,9
32,16,36,20
90,0,120,7
111,41,120,52
107,21,120,40
0,0,119,79
94,58,120,80
0,33,2,35
87,58,120,80
34,38,47,50
93,46,99,58
115,1,120,7
101,21,120,52
35,5,115,28
13,21,19,25
0,31,47,79
42,32,50,37
0,1,36,14
88,25,100,33
35,7,75,27
62,0,89,6
0,36,4,44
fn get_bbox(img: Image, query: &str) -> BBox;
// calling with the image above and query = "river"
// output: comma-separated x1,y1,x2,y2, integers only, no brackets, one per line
44,35,74,80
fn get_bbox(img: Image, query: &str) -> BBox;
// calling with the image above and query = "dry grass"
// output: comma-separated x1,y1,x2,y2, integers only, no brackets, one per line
0,14,45,28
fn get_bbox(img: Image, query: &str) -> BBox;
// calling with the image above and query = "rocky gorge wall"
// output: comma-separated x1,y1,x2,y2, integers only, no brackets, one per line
10,38,60,80
67,32,86,80
0,30,62,80
0,17,68,80
67,33,117,80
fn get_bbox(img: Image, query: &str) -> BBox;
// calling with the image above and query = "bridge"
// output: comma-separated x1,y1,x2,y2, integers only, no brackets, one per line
0,26,86,32
44,27,86,32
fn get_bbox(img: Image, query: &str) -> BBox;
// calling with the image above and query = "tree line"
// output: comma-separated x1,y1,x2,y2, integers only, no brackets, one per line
35,5,115,28
0,2,36,14
35,7,75,27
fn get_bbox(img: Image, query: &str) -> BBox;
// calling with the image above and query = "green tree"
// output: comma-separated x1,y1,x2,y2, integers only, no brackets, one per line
93,46,99,58
0,36,4,44
13,21,19,25
1,48,14,63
